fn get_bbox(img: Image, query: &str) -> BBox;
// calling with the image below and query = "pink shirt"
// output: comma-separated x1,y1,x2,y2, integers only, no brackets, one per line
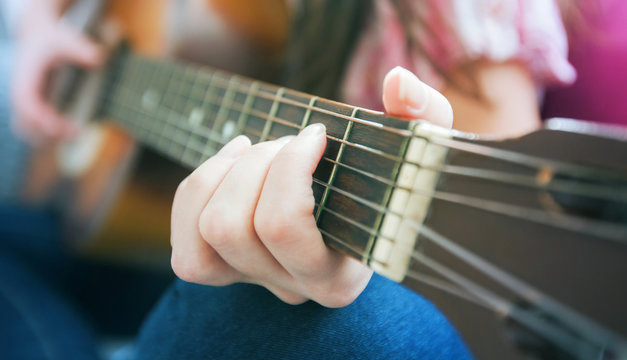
341,0,576,111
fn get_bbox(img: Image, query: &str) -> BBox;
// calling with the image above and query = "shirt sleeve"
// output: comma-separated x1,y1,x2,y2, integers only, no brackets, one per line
341,0,576,111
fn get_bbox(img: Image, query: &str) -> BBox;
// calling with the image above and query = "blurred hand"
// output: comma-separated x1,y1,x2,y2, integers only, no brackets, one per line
170,67,453,307
12,0,104,143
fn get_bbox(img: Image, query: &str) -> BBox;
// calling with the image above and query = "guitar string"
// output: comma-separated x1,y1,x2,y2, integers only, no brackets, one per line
105,84,627,243
317,227,623,358
106,74,627,205
317,225,627,356
170,59,627,181
115,56,627,202
122,55,627,182
315,192,619,343
110,56,625,201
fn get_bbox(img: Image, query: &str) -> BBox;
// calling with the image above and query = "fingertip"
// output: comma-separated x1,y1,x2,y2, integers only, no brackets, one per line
299,123,326,138
382,66,454,129
293,123,327,155
216,135,251,158
383,66,428,118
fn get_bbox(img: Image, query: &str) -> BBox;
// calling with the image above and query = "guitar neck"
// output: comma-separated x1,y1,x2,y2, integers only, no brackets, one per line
98,49,419,263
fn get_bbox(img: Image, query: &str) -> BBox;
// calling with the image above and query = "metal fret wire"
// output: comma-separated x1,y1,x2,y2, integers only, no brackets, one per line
109,56,627,204
105,72,627,243
105,53,627,356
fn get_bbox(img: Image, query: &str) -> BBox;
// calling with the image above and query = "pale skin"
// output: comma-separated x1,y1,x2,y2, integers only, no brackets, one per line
13,0,541,307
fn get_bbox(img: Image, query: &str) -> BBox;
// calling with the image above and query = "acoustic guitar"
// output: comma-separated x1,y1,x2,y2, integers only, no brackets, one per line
33,0,627,359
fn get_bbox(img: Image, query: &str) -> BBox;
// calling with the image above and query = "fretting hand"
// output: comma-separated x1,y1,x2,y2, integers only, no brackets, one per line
170,66,453,307
12,0,104,144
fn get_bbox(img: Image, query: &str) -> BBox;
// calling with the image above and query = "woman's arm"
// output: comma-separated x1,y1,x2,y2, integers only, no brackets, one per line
442,61,542,138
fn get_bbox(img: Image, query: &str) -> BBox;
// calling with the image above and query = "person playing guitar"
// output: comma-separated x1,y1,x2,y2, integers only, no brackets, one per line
7,0,620,359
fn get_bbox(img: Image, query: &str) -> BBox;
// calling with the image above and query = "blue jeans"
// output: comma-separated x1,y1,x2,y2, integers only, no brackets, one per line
0,206,101,360
134,276,471,359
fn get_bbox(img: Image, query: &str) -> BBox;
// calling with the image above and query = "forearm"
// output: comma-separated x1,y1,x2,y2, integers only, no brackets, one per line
441,61,541,138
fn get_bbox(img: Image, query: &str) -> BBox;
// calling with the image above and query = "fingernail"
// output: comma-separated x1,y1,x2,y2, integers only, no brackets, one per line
397,67,428,115
299,123,326,137
275,135,296,144
217,135,250,158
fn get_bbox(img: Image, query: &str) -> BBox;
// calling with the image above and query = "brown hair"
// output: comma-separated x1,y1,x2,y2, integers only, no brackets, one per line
281,0,372,100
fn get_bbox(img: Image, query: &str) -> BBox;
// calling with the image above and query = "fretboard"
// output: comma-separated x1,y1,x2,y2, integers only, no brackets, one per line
99,50,415,262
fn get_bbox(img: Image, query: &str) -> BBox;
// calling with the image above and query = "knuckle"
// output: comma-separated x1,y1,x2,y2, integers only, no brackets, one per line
311,284,360,308
198,206,230,248
182,170,206,192
170,253,208,284
199,204,250,253
254,211,291,245
170,252,234,286
273,147,301,165
255,202,312,245
271,290,308,306
250,141,282,156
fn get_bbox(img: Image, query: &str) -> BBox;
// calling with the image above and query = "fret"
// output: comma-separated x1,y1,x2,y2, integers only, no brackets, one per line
265,91,307,139
315,108,357,222
236,81,260,140
243,86,274,143
144,60,167,143
181,68,206,166
260,87,285,142
192,71,218,162
137,59,160,137
151,63,178,147
205,74,238,154
165,66,197,159
300,96,318,129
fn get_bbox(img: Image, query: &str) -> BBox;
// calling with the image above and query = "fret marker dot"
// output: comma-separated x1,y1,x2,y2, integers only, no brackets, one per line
189,108,204,127
222,120,236,139
142,89,160,110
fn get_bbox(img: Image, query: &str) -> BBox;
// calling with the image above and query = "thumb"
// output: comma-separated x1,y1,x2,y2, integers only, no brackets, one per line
53,24,105,68
382,66,453,129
